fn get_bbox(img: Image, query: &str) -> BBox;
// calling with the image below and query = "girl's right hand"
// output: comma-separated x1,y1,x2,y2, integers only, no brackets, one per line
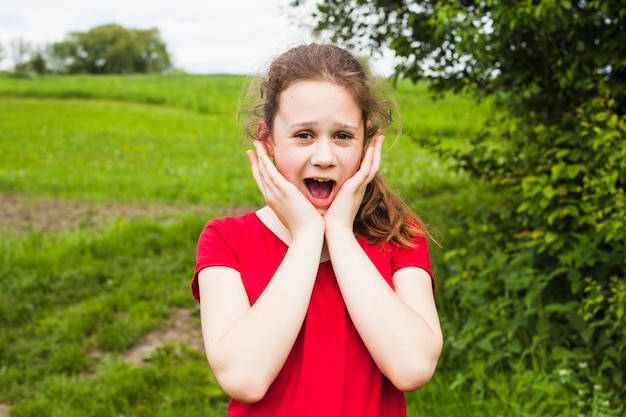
247,141,324,236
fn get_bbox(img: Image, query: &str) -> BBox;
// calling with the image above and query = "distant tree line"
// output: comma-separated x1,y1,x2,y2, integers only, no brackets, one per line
1,23,172,75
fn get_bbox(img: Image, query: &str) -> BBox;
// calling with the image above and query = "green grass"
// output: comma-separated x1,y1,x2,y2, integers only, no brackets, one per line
0,72,512,416
0,73,484,217
0,73,245,114
0,96,258,205
0,218,228,416
8,350,228,417
394,80,488,140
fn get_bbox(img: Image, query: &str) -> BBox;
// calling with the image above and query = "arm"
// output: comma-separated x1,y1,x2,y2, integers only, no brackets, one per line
325,230,443,391
198,141,325,403
198,227,322,402
323,133,442,390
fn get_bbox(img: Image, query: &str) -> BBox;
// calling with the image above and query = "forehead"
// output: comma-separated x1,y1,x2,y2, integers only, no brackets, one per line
284,78,357,97
276,80,362,120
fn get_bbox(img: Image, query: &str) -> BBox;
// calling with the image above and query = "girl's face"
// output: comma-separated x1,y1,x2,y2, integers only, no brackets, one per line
265,80,365,215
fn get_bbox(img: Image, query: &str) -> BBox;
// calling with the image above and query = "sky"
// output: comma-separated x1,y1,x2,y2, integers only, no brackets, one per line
0,0,395,75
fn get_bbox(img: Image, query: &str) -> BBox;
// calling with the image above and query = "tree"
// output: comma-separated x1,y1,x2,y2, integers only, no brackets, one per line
29,49,47,75
291,0,625,414
10,37,32,74
50,23,172,74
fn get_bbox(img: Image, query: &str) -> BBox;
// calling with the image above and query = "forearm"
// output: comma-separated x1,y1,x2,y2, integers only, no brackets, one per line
202,231,324,402
326,228,443,391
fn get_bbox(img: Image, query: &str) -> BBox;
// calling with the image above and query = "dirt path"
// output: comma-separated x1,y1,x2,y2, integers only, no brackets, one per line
0,192,227,414
124,307,205,365
0,192,217,234
0,309,205,414
0,192,213,358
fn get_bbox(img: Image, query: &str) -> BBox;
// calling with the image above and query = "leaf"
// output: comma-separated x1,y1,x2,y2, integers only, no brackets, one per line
545,232,559,244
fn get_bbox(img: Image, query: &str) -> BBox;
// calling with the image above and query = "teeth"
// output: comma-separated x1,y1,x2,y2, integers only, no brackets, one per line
313,178,331,182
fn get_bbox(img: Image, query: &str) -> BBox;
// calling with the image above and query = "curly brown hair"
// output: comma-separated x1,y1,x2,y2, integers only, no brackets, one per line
239,43,433,248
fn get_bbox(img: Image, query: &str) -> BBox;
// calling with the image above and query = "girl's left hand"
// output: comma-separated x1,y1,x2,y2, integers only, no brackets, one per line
323,132,384,232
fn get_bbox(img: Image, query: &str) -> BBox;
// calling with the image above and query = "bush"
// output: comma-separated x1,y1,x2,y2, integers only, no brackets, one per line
439,85,625,414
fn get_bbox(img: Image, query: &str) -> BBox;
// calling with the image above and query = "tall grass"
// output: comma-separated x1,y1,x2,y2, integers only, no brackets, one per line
0,72,498,416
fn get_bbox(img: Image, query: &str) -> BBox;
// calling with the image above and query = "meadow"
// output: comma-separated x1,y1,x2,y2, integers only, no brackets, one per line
0,72,500,416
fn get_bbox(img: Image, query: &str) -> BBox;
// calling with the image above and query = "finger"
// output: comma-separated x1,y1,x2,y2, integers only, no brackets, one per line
247,149,270,198
367,135,384,182
249,141,288,203
252,141,274,184
362,134,384,180
253,141,283,195
246,149,260,186
356,144,378,185
253,141,297,204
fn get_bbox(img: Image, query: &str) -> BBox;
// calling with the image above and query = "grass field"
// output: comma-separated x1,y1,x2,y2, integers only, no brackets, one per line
0,72,502,416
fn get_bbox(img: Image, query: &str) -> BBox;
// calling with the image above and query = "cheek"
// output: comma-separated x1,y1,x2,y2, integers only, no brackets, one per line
273,154,299,181
350,160,361,175
339,158,360,181
346,153,362,175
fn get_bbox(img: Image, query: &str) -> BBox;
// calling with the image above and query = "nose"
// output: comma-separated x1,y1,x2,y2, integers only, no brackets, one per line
310,138,337,167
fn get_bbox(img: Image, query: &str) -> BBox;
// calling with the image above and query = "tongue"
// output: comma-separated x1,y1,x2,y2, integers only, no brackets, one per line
307,180,333,199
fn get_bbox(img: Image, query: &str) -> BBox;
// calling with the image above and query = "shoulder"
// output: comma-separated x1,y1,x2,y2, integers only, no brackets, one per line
205,211,258,229
200,211,259,238
357,232,430,258
358,232,434,283
196,211,261,258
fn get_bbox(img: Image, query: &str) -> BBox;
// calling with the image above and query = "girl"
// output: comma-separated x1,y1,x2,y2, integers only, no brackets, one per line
192,43,443,417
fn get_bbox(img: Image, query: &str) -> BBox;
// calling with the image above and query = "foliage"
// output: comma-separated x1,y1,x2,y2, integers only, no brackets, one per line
291,0,626,414
48,24,172,74
29,49,47,75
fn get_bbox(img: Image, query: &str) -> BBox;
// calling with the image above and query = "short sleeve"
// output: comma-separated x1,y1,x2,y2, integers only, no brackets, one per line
191,218,240,302
390,234,435,292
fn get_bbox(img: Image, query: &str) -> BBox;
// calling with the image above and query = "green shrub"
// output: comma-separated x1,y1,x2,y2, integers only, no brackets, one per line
439,88,625,415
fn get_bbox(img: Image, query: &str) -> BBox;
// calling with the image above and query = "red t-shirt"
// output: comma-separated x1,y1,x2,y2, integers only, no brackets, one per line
192,212,433,417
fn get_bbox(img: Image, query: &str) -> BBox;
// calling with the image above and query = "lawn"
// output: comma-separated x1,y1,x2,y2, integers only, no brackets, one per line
0,72,499,416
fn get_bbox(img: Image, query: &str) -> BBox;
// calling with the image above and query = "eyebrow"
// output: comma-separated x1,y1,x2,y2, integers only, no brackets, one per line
289,121,360,131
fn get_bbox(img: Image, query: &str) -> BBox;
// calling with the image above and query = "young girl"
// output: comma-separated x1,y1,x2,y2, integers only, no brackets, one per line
192,43,443,417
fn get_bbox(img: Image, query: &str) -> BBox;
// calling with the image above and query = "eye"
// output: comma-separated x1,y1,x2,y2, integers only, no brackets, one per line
294,132,313,140
335,132,353,141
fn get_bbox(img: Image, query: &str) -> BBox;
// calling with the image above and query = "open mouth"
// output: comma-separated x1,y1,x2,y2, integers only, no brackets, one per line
304,178,335,200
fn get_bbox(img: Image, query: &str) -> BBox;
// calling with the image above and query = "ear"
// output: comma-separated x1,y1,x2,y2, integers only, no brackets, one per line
257,121,275,156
